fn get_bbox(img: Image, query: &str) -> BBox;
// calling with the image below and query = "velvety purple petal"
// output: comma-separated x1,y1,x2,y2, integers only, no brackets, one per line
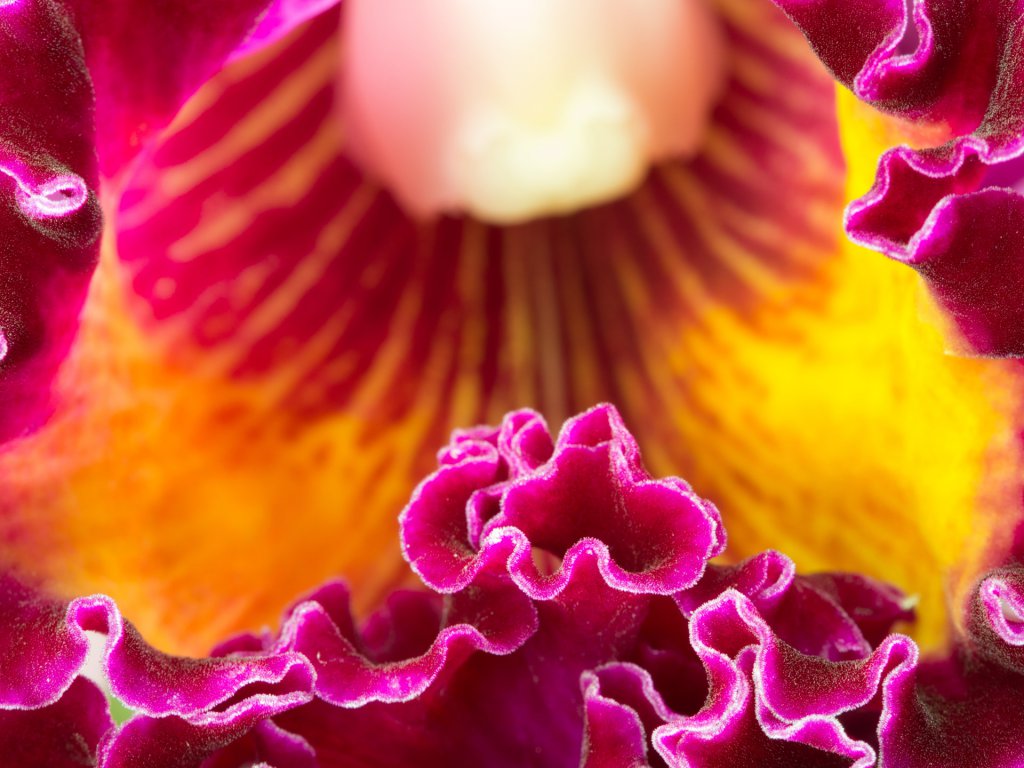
273,575,537,706
772,0,1024,355
678,552,915,661
658,590,918,768
268,551,665,764
0,574,90,708
802,571,916,648
0,677,111,768
68,595,314,721
580,668,653,768
401,405,725,598
100,706,313,768
676,550,796,617
771,0,1007,133
0,0,102,442
877,566,1024,767
848,152,1024,354
581,662,692,768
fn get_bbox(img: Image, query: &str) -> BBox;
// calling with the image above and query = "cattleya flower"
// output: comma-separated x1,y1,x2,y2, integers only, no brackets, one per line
0,0,1022,660
4,0,1024,764
6,404,1024,767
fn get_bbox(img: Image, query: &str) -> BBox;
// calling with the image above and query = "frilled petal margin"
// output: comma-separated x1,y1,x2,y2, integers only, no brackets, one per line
12,406,1024,766
257,406,920,767
400,405,725,598
0,573,314,767
0,0,328,442
772,0,1024,355
0,0,101,442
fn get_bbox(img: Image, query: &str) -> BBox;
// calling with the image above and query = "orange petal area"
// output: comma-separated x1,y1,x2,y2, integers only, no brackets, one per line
0,0,1020,657
0,243,434,655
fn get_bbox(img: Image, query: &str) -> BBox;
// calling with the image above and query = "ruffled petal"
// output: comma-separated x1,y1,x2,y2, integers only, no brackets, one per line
0,0,102,442
0,677,112,768
273,576,537,706
401,405,724,597
774,0,1024,355
99,709,315,768
0,574,317,767
65,595,314,719
577,581,917,767
236,408,931,768
874,566,1024,767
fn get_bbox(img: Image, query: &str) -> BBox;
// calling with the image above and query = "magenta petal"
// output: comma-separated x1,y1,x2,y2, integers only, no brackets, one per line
67,0,312,177
771,0,1006,131
877,566,1024,768
401,404,725,598
67,595,314,721
0,677,112,768
678,552,914,661
0,0,102,442
660,590,915,768
1,575,315,766
0,575,90,708
772,0,1024,355
275,575,537,706
100,709,311,768
848,148,1024,354
580,667,654,768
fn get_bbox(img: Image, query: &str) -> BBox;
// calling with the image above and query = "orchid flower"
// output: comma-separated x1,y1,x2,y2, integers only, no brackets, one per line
0,0,1019,668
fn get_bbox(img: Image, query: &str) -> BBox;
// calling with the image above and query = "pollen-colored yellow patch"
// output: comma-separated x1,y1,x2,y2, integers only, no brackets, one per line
634,85,1024,649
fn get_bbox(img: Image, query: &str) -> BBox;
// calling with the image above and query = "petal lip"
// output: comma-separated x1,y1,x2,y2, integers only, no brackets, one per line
272,577,538,708
667,588,918,768
773,0,1024,356
400,403,725,598
66,594,315,722
846,146,1024,355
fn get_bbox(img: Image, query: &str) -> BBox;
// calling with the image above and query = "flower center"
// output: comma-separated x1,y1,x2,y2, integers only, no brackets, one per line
341,0,725,224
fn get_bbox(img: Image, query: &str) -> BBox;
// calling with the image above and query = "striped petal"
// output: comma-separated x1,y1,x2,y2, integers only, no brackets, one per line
1,0,1020,656
0,0,326,442
69,0,333,178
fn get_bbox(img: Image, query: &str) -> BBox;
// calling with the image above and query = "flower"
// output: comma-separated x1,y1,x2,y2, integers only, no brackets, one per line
0,0,1018,659
7,405,1024,767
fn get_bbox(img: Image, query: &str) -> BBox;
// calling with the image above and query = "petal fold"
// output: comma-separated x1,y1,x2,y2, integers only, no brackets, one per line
400,405,725,598
0,0,101,442
0,574,315,767
774,0,1024,355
